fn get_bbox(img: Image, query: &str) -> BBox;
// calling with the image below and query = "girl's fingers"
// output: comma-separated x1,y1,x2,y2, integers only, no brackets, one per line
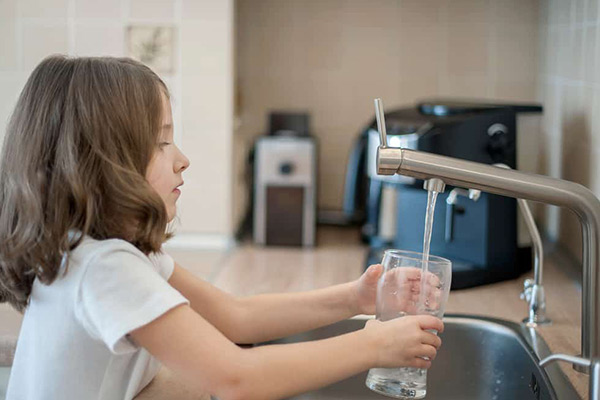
415,315,444,333
365,264,383,280
385,267,422,284
420,332,442,349
417,344,438,361
412,357,432,369
425,271,442,287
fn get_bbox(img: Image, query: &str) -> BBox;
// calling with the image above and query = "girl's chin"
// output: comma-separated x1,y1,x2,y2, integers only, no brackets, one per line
166,205,177,222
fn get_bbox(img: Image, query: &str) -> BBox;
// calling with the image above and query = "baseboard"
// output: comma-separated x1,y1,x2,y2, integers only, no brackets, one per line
164,233,237,251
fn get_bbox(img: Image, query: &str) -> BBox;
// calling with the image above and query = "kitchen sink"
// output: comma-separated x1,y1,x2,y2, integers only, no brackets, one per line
263,315,580,400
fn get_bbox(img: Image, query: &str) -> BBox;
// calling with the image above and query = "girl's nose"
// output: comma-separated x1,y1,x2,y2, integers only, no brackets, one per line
175,146,190,172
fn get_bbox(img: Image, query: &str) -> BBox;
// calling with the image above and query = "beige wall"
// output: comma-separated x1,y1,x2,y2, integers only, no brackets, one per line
0,0,235,247
538,0,600,262
235,0,541,220
4,0,599,258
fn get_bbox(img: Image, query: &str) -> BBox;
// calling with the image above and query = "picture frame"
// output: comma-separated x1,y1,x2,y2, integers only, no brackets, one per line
126,25,175,74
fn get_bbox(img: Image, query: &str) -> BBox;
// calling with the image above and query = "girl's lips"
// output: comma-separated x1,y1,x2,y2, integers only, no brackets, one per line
173,181,184,193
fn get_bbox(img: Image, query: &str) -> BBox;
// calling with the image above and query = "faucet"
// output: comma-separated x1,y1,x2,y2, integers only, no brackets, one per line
492,163,551,327
443,172,550,326
374,98,600,376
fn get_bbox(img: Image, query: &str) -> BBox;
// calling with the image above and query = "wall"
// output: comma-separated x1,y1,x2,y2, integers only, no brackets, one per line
0,0,235,248
5,0,597,258
538,0,600,262
235,0,541,220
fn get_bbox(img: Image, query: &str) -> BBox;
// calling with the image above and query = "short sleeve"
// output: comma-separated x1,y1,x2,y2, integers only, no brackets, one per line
148,250,175,280
75,244,189,354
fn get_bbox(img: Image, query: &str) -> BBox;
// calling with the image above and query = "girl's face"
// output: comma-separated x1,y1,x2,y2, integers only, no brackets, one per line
146,93,190,222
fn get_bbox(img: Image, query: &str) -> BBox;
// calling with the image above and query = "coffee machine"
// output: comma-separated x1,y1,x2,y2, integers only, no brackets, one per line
253,112,317,247
344,99,543,289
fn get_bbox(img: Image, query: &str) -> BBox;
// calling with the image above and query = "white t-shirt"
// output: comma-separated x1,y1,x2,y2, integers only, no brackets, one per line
6,236,189,400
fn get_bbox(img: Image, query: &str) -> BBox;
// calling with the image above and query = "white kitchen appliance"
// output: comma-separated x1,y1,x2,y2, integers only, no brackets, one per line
253,136,317,246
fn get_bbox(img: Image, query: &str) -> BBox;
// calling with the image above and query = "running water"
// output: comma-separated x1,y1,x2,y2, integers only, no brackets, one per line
420,187,439,314
422,188,439,264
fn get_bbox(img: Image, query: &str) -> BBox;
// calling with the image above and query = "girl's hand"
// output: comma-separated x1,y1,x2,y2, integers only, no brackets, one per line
364,315,443,369
352,264,443,316
352,264,383,315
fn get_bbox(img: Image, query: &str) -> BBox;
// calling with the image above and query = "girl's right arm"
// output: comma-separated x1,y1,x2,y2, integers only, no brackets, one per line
130,304,443,400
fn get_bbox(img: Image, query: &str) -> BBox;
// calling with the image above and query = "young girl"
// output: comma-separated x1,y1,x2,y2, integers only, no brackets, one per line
0,56,443,400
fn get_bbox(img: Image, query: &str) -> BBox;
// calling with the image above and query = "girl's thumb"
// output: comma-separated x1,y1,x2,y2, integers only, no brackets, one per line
367,264,383,280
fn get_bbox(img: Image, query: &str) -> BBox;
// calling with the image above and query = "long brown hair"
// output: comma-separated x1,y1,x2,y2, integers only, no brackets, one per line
0,55,172,311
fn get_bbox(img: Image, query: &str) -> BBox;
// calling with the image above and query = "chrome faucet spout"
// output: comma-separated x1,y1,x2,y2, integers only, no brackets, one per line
378,147,600,365
373,98,600,376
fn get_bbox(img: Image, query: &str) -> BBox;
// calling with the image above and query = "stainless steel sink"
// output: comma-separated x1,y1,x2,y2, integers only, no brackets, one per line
263,315,580,400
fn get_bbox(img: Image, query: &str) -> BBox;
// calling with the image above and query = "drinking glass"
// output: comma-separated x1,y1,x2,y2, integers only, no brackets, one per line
365,249,452,399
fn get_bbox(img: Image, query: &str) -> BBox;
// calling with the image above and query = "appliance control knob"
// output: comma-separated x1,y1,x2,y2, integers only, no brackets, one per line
487,123,511,163
279,162,294,175
487,123,508,137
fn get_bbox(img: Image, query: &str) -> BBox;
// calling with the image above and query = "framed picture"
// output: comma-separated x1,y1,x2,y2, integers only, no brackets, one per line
126,25,175,74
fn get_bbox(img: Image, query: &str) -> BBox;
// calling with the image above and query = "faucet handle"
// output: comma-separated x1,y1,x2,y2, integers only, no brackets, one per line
539,353,592,373
374,98,388,148
521,278,535,301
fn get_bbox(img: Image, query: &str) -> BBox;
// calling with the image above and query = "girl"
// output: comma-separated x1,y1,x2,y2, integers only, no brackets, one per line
0,56,443,400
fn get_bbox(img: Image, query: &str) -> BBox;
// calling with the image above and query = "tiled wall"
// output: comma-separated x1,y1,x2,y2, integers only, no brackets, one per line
538,0,600,261
235,0,541,213
3,0,597,258
0,0,235,246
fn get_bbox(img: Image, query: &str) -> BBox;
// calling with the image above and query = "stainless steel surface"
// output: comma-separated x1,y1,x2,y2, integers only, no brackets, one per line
521,281,551,326
540,354,599,400
374,113,600,373
423,178,446,193
540,354,592,369
493,163,550,327
366,129,417,185
593,360,600,400
265,316,579,399
495,164,545,290
518,197,544,285
374,98,387,149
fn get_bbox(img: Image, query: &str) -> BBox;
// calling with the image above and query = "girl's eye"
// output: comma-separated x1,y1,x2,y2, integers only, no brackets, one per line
159,142,171,148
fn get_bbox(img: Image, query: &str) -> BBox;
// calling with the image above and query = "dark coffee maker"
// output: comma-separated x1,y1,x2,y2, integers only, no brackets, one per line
344,99,543,289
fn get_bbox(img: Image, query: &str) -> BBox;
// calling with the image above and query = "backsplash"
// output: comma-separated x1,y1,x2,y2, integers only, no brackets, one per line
235,0,541,212
538,0,600,262
1,0,598,258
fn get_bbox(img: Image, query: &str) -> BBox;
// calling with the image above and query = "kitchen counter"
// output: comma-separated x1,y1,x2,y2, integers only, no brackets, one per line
137,226,588,399
0,226,586,399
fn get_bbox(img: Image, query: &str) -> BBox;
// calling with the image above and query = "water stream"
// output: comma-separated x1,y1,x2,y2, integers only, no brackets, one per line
422,188,439,264
420,188,439,313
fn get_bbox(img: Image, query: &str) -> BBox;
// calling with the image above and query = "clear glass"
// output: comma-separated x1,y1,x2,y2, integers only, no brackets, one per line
365,249,452,399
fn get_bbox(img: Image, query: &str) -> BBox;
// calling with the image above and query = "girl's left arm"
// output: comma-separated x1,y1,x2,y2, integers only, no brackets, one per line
169,262,383,344
168,263,244,342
